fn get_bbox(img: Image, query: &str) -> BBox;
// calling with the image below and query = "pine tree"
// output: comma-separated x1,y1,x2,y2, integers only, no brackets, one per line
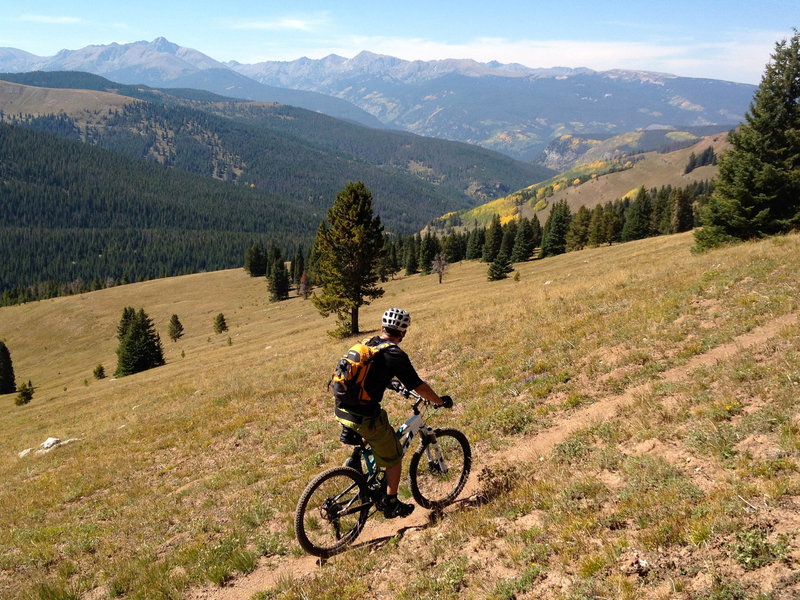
418,234,439,275
671,188,694,233
269,259,291,302
15,380,34,405
311,181,385,336
213,313,228,334
587,204,605,246
404,235,419,275
291,245,305,285
511,217,536,262
565,205,592,251
0,341,15,394
168,314,184,342
487,251,514,281
465,227,485,260
482,215,503,262
696,30,800,249
540,200,572,257
622,187,652,242
530,214,543,251
115,308,165,377
244,243,267,277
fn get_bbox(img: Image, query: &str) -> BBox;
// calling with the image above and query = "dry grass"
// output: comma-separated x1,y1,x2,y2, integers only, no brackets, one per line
1,231,799,599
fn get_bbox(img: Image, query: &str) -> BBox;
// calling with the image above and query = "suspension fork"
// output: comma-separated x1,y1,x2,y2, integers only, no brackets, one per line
420,427,448,474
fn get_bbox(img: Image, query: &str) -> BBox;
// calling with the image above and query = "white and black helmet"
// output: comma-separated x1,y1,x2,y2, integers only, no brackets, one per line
381,307,411,332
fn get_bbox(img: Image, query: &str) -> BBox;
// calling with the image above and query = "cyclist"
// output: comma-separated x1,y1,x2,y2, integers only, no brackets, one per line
335,307,452,518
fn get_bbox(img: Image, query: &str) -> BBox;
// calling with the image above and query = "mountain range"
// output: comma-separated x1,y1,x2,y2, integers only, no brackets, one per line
0,38,756,160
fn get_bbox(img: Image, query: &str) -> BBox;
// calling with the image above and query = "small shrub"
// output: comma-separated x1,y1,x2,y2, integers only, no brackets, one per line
730,527,789,570
93,364,105,379
476,463,522,503
213,313,228,334
15,380,34,405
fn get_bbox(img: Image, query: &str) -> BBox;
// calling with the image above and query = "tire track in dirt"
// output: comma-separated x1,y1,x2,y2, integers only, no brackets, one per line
187,310,799,600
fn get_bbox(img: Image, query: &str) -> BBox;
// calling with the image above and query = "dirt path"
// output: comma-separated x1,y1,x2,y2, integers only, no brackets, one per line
188,310,799,600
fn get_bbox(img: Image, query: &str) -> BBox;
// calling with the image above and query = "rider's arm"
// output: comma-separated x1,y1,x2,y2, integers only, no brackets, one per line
412,382,445,406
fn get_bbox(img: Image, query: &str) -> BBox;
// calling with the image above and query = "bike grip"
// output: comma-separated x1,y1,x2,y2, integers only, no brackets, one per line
440,395,453,409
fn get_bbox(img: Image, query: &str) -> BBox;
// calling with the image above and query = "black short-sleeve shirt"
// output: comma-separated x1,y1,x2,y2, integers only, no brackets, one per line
340,335,424,416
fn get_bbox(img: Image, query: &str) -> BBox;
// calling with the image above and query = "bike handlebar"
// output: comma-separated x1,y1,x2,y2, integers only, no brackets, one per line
388,379,451,411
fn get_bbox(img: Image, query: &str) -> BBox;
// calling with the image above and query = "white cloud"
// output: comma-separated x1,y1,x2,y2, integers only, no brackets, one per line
230,14,329,32
17,14,83,25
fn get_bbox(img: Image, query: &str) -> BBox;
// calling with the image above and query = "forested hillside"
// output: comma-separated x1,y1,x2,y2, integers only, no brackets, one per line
0,122,318,304
0,72,554,304
0,72,553,228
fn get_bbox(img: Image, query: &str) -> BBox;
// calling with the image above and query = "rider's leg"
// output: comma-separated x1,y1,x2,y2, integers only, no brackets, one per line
386,463,402,495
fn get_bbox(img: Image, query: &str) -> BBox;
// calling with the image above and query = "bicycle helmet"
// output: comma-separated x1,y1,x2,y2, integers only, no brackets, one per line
381,307,411,332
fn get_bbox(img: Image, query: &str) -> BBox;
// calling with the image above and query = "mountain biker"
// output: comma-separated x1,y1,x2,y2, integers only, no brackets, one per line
334,307,453,518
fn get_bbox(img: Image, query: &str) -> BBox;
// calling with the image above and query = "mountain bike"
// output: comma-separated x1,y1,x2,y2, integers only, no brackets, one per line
294,384,471,558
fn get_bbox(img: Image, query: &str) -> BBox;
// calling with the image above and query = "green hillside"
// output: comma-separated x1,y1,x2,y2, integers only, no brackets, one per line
0,122,318,301
1,231,798,599
440,133,728,229
0,72,553,230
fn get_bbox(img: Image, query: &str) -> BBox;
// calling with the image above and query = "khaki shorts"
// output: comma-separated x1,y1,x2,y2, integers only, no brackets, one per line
336,409,403,468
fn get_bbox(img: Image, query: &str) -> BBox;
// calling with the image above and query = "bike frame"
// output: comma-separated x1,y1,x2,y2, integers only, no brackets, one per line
360,387,448,480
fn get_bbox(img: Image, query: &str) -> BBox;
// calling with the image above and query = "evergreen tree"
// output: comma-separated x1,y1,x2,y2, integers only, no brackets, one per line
244,243,267,277
465,227,485,260
487,251,514,281
622,187,652,241
482,215,503,262
530,214,543,251
213,313,228,334
565,205,592,251
403,235,419,275
311,181,385,336
418,234,439,275
498,223,516,259
0,341,15,394
587,204,605,247
511,217,536,262
291,245,305,284
117,306,136,341
671,188,694,233
269,259,291,302
540,200,572,257
168,314,184,342
15,380,34,405
696,30,800,249
115,308,165,377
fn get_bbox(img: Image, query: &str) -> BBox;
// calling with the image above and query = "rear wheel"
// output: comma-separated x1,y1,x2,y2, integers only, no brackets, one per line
294,466,370,557
409,428,471,510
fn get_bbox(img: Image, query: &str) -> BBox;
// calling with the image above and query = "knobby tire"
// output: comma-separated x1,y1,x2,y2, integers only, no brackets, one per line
294,466,370,558
409,428,471,510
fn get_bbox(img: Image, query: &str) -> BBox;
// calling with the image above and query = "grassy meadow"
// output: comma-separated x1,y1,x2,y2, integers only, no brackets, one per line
1,231,799,599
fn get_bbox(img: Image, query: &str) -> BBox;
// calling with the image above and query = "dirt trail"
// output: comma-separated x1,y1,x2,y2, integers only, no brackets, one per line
188,310,799,600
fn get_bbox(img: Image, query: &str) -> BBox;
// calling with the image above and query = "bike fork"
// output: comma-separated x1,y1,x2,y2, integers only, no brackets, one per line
423,431,448,474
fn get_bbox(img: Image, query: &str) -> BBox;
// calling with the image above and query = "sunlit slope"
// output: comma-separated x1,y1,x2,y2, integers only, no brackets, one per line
450,133,729,227
1,230,798,598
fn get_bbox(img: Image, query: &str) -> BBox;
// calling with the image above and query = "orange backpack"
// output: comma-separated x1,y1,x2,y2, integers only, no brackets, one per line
329,340,394,405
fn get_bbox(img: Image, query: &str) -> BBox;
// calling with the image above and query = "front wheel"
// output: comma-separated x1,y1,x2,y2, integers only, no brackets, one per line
409,428,471,510
294,466,370,557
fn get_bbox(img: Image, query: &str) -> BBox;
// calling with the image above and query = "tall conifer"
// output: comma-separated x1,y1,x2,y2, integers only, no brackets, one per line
312,181,385,336
696,30,800,249
0,341,15,394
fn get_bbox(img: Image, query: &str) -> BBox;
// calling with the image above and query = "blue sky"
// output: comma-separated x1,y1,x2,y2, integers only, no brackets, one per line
1,0,796,84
